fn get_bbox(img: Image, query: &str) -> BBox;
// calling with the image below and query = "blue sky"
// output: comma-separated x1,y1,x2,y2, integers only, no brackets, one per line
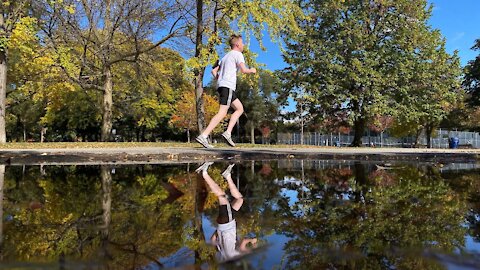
246,0,480,71
236,0,480,112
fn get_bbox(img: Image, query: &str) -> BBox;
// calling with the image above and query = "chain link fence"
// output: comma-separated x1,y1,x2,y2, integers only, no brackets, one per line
277,129,480,149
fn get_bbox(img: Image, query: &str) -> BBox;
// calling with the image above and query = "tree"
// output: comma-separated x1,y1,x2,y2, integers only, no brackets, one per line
368,115,394,147
6,16,78,142
187,0,305,134
113,47,191,142
236,70,282,144
1,165,195,267
0,0,35,142
275,164,467,269
282,0,448,146
41,0,187,141
170,90,221,142
464,39,480,107
393,32,462,148
463,39,480,132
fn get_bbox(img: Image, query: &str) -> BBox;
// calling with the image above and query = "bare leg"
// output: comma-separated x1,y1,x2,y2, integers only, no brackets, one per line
202,171,229,205
224,173,243,200
224,173,243,210
202,105,229,137
225,99,244,134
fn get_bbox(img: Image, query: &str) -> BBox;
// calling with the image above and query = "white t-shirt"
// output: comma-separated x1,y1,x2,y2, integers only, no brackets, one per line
217,50,245,91
216,219,241,261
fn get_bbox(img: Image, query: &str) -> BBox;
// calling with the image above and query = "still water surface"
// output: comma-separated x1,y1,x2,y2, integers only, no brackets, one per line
0,160,479,269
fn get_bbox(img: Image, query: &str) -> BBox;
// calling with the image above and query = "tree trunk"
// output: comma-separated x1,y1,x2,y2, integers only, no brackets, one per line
41,127,47,143
0,165,4,248
350,117,366,147
0,51,7,143
101,66,113,141
193,171,207,265
380,131,383,147
100,166,112,238
353,162,368,219
194,69,206,134
300,103,304,145
425,123,434,149
100,165,112,262
414,128,422,148
194,0,206,134
141,126,146,142
250,125,255,144
187,128,190,143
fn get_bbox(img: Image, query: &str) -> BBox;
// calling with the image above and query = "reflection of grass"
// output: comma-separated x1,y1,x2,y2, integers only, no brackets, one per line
0,142,330,149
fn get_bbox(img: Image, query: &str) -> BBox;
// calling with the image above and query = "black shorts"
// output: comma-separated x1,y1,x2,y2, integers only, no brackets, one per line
217,204,239,224
217,87,238,106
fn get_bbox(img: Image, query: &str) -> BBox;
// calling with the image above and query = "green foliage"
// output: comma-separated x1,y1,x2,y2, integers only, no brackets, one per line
276,164,468,269
393,33,463,137
113,47,193,140
188,0,306,132
2,162,480,268
464,39,480,107
236,70,283,142
281,0,462,144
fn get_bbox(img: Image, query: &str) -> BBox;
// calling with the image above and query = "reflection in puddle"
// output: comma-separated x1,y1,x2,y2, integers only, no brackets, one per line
0,160,479,269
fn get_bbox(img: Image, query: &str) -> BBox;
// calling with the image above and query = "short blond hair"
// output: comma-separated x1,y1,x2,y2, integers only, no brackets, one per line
229,34,242,49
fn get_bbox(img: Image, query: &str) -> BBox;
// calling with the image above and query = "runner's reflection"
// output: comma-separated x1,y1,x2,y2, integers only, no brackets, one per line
196,162,257,261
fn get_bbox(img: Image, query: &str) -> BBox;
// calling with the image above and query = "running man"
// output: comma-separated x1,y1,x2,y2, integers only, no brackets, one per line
195,162,258,261
196,34,257,148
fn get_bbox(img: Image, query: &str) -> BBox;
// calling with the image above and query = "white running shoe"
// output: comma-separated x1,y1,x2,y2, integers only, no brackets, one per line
222,132,235,147
196,135,214,148
195,162,214,173
221,164,235,179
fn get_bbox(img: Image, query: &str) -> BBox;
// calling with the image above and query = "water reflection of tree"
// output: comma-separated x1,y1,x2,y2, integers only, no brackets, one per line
0,165,4,256
1,163,477,269
275,164,467,269
1,165,194,268
442,169,480,244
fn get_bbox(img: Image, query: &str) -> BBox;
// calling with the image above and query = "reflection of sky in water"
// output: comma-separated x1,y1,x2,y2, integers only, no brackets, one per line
280,188,298,208
465,236,480,253
200,211,292,269
4,163,480,269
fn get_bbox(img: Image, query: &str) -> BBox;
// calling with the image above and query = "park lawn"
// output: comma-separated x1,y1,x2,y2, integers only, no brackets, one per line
0,142,326,149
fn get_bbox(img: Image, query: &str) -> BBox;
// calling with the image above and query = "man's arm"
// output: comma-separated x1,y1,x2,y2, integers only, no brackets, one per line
238,62,256,74
211,66,220,79
210,230,219,245
239,238,257,252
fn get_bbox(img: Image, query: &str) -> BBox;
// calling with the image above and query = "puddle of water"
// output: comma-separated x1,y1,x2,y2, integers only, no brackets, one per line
0,160,479,269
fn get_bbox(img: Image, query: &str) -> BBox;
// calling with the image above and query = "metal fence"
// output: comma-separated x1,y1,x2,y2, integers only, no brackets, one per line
277,129,480,149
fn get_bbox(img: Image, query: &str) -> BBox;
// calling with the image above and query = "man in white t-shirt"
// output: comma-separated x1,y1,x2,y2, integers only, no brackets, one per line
195,162,258,262
196,34,257,148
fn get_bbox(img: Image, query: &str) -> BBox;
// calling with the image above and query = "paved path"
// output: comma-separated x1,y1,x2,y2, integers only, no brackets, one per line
0,146,478,165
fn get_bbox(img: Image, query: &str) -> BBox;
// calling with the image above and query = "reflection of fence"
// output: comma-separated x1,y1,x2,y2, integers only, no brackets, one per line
277,160,480,172
277,159,356,170
277,129,480,149
439,163,480,172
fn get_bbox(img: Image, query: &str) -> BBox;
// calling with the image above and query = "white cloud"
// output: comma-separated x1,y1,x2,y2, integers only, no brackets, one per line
452,32,465,43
